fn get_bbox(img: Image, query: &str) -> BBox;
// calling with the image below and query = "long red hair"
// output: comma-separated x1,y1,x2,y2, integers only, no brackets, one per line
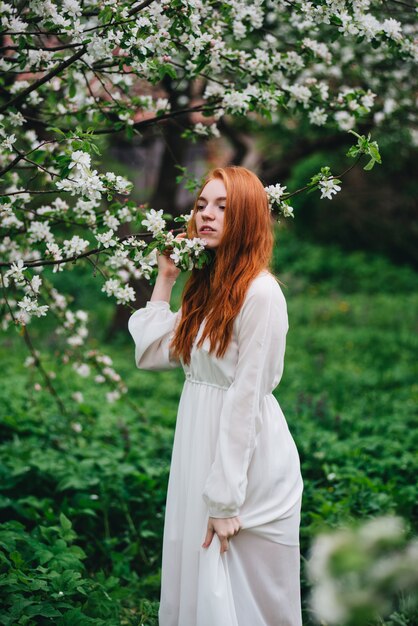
171,166,274,364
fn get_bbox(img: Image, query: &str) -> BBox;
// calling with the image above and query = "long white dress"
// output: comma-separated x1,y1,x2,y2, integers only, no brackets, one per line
128,271,304,626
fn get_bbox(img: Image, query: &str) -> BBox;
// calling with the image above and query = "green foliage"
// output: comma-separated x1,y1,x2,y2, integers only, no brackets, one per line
1,230,417,624
347,130,382,170
0,517,123,625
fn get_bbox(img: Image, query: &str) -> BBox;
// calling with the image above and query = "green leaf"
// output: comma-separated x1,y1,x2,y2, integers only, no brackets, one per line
69,81,76,99
26,603,62,618
59,513,72,532
364,158,376,171
47,126,66,137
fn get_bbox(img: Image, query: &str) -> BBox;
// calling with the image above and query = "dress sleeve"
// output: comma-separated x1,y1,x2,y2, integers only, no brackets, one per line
202,276,289,518
128,300,180,370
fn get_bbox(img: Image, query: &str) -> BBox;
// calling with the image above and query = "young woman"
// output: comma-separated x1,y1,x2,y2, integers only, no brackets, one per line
128,166,303,626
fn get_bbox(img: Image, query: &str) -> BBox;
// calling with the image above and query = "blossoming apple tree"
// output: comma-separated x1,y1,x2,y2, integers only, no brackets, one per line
0,0,416,409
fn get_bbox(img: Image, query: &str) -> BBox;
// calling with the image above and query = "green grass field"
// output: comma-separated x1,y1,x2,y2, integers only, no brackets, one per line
1,227,417,625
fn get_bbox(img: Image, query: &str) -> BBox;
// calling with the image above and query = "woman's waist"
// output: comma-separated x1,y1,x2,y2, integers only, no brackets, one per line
183,373,275,398
184,373,230,391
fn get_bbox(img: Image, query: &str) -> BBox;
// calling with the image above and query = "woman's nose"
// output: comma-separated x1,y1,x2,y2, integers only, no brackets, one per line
202,204,215,218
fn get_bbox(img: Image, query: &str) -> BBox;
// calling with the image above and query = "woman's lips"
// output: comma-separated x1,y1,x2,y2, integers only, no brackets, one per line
199,227,215,233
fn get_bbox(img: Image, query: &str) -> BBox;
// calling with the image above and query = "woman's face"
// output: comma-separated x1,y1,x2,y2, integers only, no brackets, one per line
195,178,226,249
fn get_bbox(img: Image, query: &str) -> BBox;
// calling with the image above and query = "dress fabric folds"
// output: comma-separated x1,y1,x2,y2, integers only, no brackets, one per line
128,272,304,626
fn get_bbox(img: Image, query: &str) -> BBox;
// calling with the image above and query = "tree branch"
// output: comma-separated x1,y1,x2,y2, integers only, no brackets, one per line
0,229,185,268
128,0,156,16
0,46,87,114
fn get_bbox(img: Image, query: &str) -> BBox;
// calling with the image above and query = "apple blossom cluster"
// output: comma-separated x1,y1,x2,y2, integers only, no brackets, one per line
264,185,294,218
56,151,132,201
308,516,418,625
137,209,210,275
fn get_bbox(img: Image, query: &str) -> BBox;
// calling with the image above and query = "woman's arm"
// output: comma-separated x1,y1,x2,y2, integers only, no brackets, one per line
128,234,187,370
202,275,288,517
150,272,178,303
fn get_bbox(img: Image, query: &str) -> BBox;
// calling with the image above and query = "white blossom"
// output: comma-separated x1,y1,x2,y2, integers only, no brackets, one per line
1,134,16,151
280,202,294,218
6,259,26,283
106,390,121,403
192,122,220,138
265,184,288,209
169,247,182,265
17,295,48,318
28,220,53,244
309,107,328,126
102,279,120,297
222,91,252,114
334,110,356,131
73,363,91,377
142,209,166,236
302,38,331,63
180,211,193,223
382,18,403,42
319,177,342,200
75,310,88,322
103,210,120,230
30,276,42,294
69,150,91,172
287,84,312,107
96,230,117,248
62,235,90,256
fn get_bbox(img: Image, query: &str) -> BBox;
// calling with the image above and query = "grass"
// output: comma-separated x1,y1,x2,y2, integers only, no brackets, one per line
0,227,417,625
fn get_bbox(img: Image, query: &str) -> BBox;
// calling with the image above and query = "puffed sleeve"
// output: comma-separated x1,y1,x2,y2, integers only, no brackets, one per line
128,301,180,370
202,275,288,518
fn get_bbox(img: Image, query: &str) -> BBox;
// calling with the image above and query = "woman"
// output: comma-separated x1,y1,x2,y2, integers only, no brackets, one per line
128,166,303,626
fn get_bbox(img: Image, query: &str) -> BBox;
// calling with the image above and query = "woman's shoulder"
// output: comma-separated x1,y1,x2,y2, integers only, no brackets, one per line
246,270,285,302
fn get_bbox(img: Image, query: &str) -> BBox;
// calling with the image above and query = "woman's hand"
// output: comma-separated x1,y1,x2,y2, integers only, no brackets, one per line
156,232,187,281
150,232,187,303
202,516,242,554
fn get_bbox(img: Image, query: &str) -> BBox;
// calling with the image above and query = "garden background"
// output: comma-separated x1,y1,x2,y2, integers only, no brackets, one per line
1,2,417,625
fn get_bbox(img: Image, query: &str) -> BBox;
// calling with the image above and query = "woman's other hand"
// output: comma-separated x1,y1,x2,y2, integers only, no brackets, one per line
202,516,242,554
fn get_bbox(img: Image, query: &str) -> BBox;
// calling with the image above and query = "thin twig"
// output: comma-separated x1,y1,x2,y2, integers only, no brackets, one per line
282,155,363,201
0,139,60,178
0,269,66,415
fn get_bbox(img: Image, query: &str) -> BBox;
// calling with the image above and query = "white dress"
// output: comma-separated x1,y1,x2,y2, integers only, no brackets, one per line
128,271,304,626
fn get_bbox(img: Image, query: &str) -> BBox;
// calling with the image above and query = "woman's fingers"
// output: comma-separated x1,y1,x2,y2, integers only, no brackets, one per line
203,517,242,553
220,537,230,553
202,527,215,548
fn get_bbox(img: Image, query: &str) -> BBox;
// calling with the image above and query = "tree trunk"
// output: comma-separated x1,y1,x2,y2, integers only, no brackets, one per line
107,90,192,338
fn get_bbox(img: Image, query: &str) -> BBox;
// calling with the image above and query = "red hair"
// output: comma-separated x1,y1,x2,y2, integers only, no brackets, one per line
171,166,274,364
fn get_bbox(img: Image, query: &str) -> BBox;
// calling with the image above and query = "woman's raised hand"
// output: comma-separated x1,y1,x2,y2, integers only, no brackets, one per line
202,516,242,554
157,232,187,281
150,232,187,303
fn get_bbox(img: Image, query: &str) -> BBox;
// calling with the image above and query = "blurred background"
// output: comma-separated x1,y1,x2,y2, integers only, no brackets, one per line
1,93,417,625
